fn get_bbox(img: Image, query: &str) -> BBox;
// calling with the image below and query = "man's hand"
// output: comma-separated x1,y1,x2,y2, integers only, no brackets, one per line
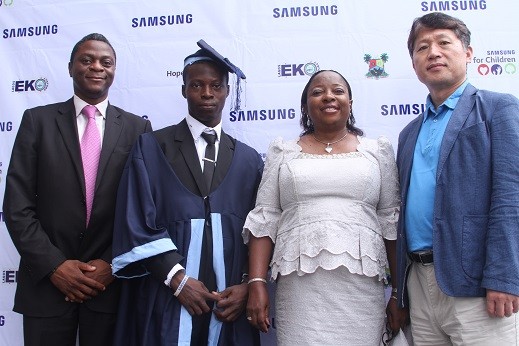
486,289,519,317
84,259,114,287
49,260,106,303
213,283,248,322
173,273,220,316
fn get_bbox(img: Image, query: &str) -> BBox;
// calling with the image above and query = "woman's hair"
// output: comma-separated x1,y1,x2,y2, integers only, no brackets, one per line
407,12,471,57
300,69,363,136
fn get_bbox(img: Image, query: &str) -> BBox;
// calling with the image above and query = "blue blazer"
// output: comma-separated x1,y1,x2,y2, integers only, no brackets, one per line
395,84,519,307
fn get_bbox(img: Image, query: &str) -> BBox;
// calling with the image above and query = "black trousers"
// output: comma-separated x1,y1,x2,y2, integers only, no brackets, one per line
23,303,117,346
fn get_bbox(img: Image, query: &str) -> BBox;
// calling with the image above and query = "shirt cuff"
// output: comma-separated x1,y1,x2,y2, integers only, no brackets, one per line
164,263,184,287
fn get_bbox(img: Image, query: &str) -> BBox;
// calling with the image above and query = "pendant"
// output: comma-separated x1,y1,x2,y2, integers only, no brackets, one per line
325,145,332,153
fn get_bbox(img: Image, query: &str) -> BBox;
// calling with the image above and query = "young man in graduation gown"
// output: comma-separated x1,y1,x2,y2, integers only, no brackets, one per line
112,40,263,345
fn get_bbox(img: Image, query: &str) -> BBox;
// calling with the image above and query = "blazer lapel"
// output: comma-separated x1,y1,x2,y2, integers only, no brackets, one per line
96,103,123,190
436,84,477,180
55,98,85,194
399,116,422,198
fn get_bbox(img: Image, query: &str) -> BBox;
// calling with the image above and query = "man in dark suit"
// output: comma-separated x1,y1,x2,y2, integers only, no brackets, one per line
3,33,152,346
112,40,263,345
395,12,519,344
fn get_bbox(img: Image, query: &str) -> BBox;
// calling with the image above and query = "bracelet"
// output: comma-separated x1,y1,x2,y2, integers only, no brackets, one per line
173,275,189,297
390,295,398,301
240,273,249,284
247,277,267,284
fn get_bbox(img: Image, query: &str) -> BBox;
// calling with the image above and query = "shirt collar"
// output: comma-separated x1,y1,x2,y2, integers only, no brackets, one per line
73,95,108,119
185,114,222,141
423,80,468,122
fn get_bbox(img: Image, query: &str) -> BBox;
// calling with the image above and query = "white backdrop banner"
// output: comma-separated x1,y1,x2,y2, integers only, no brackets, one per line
0,0,518,344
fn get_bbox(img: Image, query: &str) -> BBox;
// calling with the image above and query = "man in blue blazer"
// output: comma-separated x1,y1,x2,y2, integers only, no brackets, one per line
396,12,519,344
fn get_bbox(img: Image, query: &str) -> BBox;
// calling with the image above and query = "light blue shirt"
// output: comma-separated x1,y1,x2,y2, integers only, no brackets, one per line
406,81,468,252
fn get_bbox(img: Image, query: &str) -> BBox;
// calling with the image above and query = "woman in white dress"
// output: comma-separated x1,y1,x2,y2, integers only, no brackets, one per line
243,70,408,345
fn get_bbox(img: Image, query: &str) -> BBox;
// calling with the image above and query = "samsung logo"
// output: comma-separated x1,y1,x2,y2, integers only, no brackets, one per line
381,103,426,116
0,122,13,131
229,108,297,122
3,24,58,39
131,14,193,28
273,5,338,18
487,50,515,56
420,1,487,12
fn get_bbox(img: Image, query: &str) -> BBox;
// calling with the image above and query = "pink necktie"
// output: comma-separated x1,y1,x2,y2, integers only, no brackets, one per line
80,105,101,227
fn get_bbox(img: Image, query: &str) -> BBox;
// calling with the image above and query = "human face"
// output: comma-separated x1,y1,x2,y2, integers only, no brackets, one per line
303,71,352,132
68,40,115,104
411,28,472,97
182,62,229,128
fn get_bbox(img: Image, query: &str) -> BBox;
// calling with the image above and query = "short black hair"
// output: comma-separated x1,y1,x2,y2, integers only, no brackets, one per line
69,33,116,63
407,12,471,57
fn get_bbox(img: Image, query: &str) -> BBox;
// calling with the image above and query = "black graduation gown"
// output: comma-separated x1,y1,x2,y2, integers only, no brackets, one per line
112,131,263,345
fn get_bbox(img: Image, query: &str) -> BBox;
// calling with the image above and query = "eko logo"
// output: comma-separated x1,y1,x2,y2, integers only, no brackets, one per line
2,270,18,283
0,0,14,7
278,62,320,77
12,77,49,92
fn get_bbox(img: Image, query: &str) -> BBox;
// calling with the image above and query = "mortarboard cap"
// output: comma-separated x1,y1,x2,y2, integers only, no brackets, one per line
184,39,246,111
184,39,246,80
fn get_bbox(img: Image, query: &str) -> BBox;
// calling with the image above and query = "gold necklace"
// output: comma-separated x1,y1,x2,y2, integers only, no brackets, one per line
312,131,349,153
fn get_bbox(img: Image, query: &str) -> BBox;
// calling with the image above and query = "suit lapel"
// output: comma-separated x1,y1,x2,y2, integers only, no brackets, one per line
166,120,235,196
176,120,208,195
96,103,123,190
436,84,477,180
55,98,85,194
212,130,234,191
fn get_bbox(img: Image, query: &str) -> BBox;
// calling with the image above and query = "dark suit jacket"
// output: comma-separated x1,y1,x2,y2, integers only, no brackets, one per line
3,97,152,317
395,84,519,306
145,119,247,278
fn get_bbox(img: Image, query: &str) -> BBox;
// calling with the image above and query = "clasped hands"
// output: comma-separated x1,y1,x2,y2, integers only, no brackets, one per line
49,258,114,303
172,272,248,323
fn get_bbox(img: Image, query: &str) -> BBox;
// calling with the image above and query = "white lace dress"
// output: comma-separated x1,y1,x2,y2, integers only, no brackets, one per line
243,136,400,346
